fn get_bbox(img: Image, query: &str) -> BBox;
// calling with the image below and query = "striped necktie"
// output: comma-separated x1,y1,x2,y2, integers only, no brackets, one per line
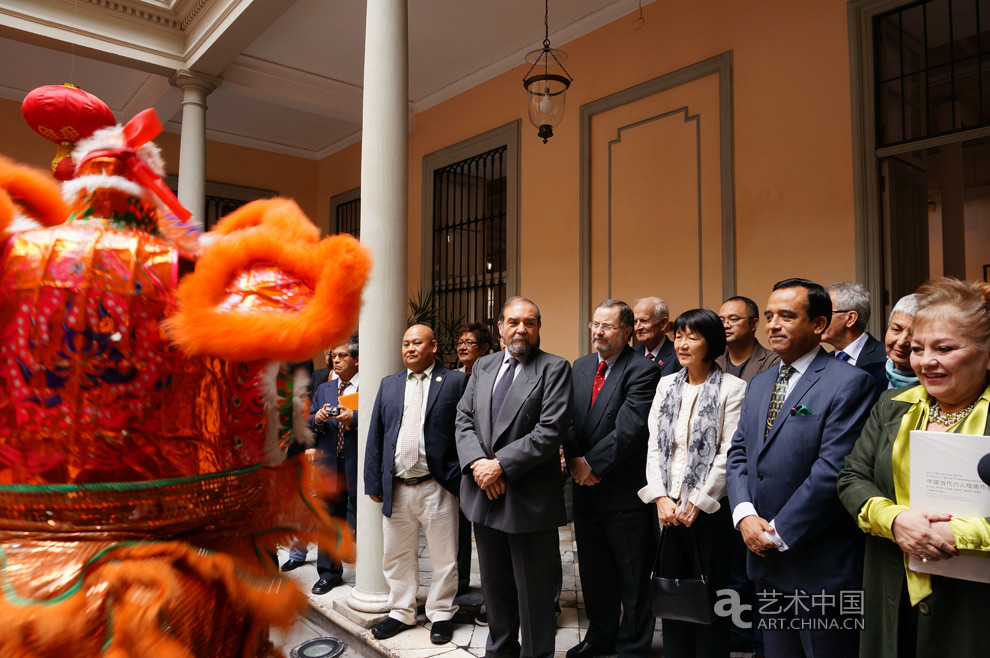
336,379,350,455
765,364,795,438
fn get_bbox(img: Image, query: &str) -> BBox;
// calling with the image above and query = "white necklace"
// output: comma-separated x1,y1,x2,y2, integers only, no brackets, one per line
928,399,977,426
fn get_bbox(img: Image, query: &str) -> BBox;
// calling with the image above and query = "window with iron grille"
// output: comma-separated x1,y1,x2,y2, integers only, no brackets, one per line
431,146,508,351
333,193,361,238
875,0,990,147
203,195,247,229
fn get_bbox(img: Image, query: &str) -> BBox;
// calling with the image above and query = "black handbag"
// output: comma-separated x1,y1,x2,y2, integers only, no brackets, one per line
650,525,715,624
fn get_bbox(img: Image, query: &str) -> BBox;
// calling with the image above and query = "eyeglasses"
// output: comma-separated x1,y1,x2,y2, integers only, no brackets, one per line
456,340,479,347
327,352,352,360
718,315,757,324
588,321,619,332
832,310,852,314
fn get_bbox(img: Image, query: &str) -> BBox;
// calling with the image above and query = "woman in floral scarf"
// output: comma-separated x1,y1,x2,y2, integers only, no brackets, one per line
638,308,746,658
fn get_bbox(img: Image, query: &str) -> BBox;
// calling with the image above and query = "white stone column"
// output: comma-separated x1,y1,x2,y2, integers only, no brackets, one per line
169,70,220,227
347,0,408,614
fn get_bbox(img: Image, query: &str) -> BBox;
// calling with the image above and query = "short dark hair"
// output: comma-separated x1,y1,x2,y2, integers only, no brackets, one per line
337,333,359,358
772,278,832,328
724,295,759,319
673,309,726,362
499,296,541,324
458,322,493,351
596,299,634,329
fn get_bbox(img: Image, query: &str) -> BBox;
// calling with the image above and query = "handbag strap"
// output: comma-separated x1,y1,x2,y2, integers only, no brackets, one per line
653,524,708,581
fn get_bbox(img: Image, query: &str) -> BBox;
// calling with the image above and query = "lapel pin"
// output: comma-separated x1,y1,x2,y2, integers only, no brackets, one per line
435,376,442,382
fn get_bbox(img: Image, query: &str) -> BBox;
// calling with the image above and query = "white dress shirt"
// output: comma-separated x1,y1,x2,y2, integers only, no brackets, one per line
730,345,820,551
394,362,434,479
836,331,869,366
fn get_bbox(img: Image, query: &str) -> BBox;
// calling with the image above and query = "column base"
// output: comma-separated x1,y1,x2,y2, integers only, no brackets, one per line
345,586,390,614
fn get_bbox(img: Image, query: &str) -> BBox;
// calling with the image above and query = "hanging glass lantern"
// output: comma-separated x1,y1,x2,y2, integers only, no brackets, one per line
522,0,573,144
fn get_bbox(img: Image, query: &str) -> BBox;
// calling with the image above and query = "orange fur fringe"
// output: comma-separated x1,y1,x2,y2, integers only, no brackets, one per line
210,198,320,243
0,541,304,658
0,155,69,232
0,458,354,658
166,198,372,362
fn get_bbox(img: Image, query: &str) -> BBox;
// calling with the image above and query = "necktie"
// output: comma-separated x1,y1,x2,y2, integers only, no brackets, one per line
835,350,850,362
491,358,518,426
336,379,350,455
765,364,795,438
399,373,425,469
590,360,607,407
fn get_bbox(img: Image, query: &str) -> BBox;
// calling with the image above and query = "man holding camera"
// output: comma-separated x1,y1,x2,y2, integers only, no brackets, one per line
308,336,360,595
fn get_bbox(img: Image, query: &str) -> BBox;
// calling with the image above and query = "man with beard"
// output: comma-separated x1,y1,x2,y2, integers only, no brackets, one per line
456,297,574,658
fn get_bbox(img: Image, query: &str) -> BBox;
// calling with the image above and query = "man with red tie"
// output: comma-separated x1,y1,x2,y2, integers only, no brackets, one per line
564,300,661,658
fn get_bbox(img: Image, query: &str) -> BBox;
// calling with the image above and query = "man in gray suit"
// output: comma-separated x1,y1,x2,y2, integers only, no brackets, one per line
715,296,780,382
456,296,574,658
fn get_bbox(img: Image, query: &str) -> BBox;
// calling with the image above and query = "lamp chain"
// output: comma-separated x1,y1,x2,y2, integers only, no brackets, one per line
543,0,550,49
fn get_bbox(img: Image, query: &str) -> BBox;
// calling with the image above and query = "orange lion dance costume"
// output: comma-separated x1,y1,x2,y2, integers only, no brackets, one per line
0,109,372,657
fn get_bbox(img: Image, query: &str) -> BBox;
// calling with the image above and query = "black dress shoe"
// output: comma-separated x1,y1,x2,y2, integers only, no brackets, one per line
565,640,614,658
370,617,414,639
280,559,306,572
430,620,454,644
311,578,341,595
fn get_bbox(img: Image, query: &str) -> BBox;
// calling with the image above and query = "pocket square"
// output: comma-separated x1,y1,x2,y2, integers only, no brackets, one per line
791,405,813,416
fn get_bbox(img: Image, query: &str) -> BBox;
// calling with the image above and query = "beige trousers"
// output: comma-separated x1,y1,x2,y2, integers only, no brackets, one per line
382,478,459,624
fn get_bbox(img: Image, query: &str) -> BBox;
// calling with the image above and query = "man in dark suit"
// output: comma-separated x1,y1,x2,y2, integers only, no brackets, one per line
822,282,886,395
632,296,681,377
456,296,573,658
364,325,468,644
725,278,875,657
564,299,660,658
715,296,778,655
715,296,780,382
305,336,360,594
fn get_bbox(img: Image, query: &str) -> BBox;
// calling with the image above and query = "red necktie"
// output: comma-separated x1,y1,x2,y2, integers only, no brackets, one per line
591,360,607,407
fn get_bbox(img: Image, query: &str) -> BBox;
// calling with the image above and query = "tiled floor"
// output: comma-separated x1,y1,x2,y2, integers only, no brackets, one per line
277,524,759,658
277,524,660,658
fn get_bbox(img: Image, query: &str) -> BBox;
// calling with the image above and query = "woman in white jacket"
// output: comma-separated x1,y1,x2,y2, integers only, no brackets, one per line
638,308,746,658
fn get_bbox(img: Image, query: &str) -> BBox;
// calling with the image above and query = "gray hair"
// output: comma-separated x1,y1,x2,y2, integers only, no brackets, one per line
499,296,541,324
826,282,871,331
888,294,919,322
634,296,669,321
596,299,634,328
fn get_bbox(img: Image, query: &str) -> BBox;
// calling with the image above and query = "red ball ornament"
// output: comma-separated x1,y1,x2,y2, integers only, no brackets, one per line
22,84,115,181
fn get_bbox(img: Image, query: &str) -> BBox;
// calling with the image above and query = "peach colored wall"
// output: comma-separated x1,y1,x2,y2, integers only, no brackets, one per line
390,0,856,360
316,141,362,236
154,132,319,221
0,98,65,173
2,0,861,362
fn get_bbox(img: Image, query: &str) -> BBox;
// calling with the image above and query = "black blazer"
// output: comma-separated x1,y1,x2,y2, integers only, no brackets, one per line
364,363,467,517
855,333,888,400
564,345,661,511
456,349,573,533
310,377,359,496
638,338,682,378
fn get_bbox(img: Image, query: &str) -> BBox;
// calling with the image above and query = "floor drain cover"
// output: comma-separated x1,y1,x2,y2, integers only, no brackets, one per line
290,637,345,658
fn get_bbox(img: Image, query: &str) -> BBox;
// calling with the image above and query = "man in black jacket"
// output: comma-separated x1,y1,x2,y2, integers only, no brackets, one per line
565,299,661,658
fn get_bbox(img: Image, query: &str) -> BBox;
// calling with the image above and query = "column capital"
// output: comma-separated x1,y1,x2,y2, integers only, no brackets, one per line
169,69,222,95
